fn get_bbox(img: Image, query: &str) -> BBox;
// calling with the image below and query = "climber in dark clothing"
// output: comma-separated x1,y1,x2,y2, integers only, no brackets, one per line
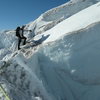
16,26,32,50
16,26,27,50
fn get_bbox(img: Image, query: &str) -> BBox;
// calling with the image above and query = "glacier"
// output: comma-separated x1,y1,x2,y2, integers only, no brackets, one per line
0,0,100,100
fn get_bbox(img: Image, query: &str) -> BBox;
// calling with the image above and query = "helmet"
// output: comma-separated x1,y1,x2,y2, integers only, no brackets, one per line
16,26,20,31
22,25,26,29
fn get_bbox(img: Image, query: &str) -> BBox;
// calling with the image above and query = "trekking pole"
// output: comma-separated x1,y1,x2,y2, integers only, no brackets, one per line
0,84,11,100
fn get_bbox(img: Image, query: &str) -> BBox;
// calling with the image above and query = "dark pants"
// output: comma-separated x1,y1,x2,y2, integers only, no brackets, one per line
18,36,26,50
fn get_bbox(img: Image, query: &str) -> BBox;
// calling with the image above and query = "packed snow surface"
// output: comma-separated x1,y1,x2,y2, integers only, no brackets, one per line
0,0,100,100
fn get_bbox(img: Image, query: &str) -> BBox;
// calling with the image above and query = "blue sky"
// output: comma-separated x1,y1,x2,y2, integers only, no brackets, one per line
0,0,69,30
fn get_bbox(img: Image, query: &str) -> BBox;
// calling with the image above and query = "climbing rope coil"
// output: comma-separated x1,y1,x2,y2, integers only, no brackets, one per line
0,84,11,100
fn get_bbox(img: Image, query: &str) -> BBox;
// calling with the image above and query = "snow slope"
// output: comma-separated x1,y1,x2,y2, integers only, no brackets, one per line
0,0,100,100
37,2,100,43
25,0,100,36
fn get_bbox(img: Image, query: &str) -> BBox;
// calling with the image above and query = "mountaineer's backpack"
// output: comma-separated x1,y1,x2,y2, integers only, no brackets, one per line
16,27,20,37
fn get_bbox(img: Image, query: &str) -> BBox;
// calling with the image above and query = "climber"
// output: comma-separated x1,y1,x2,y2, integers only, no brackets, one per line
15,25,32,50
15,26,26,50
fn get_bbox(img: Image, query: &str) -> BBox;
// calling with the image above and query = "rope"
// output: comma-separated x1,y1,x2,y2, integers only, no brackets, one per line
0,84,11,100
